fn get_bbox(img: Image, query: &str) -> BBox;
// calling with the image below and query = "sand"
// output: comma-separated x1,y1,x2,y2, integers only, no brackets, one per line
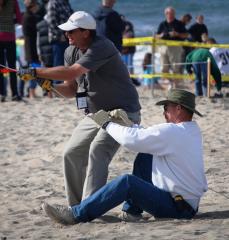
0,88,229,240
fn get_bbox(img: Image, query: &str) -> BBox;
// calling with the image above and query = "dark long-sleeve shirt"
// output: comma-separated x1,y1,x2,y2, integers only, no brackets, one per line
93,6,125,52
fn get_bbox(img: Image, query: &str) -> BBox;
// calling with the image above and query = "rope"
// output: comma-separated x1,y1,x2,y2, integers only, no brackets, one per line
127,61,207,68
208,187,229,200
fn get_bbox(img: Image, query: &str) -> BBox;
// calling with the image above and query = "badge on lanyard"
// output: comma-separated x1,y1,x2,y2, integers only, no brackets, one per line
76,91,88,109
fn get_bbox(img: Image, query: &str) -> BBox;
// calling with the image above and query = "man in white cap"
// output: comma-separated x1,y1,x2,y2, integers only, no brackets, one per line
18,11,141,207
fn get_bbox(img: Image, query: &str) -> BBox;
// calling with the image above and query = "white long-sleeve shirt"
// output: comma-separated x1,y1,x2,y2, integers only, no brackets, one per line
106,121,208,210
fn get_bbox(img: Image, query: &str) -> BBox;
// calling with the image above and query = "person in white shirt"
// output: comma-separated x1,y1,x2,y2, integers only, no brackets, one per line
208,38,229,75
42,89,208,225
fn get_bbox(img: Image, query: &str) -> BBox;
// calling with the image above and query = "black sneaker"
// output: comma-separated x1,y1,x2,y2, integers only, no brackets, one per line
214,93,223,98
12,95,23,101
1,96,6,102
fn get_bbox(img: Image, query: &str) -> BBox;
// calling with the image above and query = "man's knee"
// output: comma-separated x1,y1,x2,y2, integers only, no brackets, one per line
89,137,119,165
63,146,73,160
63,145,82,167
118,174,136,184
113,174,133,190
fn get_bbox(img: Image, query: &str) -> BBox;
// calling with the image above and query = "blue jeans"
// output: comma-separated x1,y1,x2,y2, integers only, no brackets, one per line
193,63,207,96
52,41,68,84
71,153,196,222
122,54,134,74
18,63,40,96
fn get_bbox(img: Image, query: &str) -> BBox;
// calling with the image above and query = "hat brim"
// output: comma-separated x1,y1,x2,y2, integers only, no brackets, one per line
58,22,80,31
156,100,203,117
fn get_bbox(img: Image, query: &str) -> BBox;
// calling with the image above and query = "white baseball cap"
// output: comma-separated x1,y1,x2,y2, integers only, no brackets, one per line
58,11,96,31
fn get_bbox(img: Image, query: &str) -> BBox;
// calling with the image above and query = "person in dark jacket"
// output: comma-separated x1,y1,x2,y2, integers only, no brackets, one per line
22,0,45,98
36,0,53,68
37,19,53,68
93,0,125,52
36,0,53,97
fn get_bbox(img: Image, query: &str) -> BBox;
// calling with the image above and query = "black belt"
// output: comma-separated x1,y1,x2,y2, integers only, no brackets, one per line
174,195,197,215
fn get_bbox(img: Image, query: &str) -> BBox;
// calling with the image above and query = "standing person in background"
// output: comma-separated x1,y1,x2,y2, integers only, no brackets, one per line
179,13,193,62
121,16,136,74
46,0,73,81
208,38,229,90
121,15,140,86
94,0,125,52
189,15,208,43
142,52,161,92
156,7,188,88
22,0,45,98
36,0,53,97
0,0,22,102
208,38,229,75
142,52,153,91
37,0,52,68
186,48,222,97
180,14,192,28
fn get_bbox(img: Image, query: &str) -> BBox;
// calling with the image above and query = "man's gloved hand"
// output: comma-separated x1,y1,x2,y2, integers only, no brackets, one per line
88,110,111,128
88,109,133,129
109,109,133,127
18,68,36,81
37,78,53,91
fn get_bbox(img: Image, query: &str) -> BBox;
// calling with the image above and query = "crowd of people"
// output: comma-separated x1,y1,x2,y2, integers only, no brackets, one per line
0,1,227,102
155,6,225,96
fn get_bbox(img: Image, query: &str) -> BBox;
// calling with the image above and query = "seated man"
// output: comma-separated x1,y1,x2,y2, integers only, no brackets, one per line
43,89,208,225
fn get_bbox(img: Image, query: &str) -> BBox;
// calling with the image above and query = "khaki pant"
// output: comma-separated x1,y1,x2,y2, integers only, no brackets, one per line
158,46,184,74
63,111,141,206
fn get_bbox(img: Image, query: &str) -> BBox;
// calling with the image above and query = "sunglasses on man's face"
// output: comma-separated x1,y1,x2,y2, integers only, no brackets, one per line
65,30,75,34
163,103,178,112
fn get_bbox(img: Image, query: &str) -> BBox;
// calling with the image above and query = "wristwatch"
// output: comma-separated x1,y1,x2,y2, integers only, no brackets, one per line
102,121,111,130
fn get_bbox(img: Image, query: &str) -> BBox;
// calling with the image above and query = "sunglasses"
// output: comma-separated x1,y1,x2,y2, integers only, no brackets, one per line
65,30,75,34
163,103,178,112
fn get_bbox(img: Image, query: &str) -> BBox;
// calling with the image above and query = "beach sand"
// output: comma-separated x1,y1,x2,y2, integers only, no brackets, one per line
0,89,229,240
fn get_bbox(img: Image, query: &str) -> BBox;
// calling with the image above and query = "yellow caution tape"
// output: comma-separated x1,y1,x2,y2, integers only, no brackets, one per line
16,39,24,46
123,37,152,46
123,36,153,46
123,37,229,49
130,73,229,82
222,75,229,82
130,73,194,80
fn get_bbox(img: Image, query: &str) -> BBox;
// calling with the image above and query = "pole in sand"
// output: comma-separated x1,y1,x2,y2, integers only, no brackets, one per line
207,58,211,98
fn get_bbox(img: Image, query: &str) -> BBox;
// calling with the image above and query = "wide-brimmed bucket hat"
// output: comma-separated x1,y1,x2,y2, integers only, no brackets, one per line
156,89,203,117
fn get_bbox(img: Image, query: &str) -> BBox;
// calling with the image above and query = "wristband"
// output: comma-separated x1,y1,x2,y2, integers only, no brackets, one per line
102,121,111,130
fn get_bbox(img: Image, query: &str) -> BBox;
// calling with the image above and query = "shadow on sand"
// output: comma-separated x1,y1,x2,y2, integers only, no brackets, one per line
95,210,229,224
195,210,229,220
